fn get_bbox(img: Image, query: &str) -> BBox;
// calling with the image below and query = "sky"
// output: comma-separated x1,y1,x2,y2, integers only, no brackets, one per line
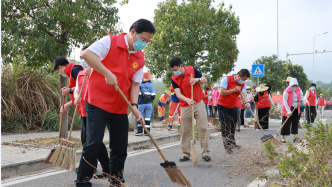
69,0,332,83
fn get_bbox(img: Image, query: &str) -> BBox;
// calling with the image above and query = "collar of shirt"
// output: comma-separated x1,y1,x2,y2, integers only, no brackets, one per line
233,74,238,83
124,34,137,54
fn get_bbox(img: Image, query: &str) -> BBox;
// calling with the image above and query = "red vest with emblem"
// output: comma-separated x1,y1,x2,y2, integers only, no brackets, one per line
76,71,88,117
318,97,325,106
256,91,271,109
217,75,245,108
306,90,317,106
86,33,145,114
203,88,208,104
64,62,82,106
171,66,204,108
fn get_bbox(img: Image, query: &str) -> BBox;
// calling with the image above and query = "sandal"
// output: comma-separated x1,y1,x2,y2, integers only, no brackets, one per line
293,138,300,143
280,138,286,143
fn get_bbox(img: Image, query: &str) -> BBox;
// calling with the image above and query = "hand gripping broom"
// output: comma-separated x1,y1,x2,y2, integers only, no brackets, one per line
44,95,66,164
239,93,282,147
191,75,198,165
49,76,86,170
117,87,192,187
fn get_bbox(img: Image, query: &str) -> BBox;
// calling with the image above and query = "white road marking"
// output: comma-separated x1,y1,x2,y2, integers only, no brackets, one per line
1,142,181,186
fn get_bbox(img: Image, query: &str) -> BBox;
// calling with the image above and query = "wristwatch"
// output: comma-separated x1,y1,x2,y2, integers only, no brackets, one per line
69,88,73,94
131,103,138,108
199,78,201,82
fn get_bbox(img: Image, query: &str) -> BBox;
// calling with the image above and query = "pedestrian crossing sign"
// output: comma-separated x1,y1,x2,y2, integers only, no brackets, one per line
252,64,264,77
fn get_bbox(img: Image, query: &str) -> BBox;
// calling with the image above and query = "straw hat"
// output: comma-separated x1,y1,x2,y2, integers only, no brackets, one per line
282,76,292,82
212,83,220,89
256,84,269,92
165,91,171,96
143,71,154,82
320,94,324,96
246,86,252,90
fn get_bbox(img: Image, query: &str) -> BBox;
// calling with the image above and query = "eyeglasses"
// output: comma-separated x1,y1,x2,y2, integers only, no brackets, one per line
137,34,150,44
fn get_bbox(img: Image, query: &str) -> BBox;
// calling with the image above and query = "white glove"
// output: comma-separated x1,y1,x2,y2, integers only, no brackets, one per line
287,112,292,115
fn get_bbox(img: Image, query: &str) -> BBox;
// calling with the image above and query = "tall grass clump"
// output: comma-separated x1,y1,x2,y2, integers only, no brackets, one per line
1,63,61,132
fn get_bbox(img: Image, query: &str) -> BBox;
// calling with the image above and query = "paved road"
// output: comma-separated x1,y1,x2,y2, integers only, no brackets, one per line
3,110,331,187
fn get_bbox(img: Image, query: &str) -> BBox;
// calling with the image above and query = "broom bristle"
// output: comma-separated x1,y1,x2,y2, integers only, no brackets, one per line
163,166,192,187
192,143,198,165
49,140,76,170
271,137,283,148
44,149,56,164
298,123,303,129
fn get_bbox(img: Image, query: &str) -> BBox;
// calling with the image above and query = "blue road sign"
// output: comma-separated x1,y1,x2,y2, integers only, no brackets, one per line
252,64,265,77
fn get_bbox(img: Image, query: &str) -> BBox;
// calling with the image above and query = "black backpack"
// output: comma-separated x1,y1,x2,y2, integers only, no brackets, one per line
140,86,153,102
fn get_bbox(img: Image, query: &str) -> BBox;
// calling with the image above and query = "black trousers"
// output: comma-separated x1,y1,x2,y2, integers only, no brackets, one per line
280,107,299,135
305,105,316,123
209,105,213,117
76,102,128,187
80,117,109,174
257,107,270,129
217,104,237,148
240,109,244,125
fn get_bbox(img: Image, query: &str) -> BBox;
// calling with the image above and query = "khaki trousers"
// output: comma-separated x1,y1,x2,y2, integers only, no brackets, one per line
318,106,325,116
180,100,210,158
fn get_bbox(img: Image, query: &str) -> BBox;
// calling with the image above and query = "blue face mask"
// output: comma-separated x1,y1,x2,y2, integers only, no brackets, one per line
238,80,245,84
81,59,88,68
310,87,315,91
173,69,182,76
133,33,147,51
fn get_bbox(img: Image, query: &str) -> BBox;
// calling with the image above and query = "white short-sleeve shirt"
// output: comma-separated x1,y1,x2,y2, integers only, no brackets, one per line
87,35,144,83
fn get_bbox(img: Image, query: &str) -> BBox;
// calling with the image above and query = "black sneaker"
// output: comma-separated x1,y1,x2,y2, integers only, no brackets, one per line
135,132,143,136
237,129,240,132
144,133,149,136
108,178,125,187
202,155,211,162
179,155,190,162
230,144,242,149
225,148,233,154
93,173,109,179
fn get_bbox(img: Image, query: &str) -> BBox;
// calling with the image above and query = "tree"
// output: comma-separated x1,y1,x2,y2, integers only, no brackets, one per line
2,0,125,138
250,55,289,93
144,0,240,85
286,62,310,90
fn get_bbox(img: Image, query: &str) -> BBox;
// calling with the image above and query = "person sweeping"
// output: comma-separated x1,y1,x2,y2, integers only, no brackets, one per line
254,84,272,130
158,91,170,123
318,94,326,117
217,69,250,154
303,83,318,125
280,78,303,143
77,19,155,187
169,57,211,162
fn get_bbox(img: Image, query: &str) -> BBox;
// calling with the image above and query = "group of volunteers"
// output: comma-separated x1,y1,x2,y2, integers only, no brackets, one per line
51,18,327,187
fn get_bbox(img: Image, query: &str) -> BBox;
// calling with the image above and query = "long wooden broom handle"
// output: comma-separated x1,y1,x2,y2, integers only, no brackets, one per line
67,76,87,140
238,92,266,135
59,95,66,138
276,104,299,134
117,87,168,162
191,74,195,141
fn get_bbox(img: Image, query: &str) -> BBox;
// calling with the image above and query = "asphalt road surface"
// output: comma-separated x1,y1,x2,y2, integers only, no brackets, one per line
3,110,331,187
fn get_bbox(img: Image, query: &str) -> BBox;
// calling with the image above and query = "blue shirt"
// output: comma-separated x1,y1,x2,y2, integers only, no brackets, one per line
138,80,156,104
220,74,246,93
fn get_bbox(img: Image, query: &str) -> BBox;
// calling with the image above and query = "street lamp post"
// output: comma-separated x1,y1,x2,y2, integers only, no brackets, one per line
313,32,328,82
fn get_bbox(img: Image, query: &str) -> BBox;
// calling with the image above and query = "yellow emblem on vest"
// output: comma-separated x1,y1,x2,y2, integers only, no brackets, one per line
132,62,139,69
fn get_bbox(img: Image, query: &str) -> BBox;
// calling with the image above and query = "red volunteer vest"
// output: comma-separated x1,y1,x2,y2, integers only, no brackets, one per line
256,91,271,109
87,33,145,114
217,75,245,108
318,97,325,106
203,88,208,104
306,90,317,106
171,66,204,107
76,71,88,117
64,62,82,106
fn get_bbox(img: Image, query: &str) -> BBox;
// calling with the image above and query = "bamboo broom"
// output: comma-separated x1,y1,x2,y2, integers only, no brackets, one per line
239,93,283,148
49,76,86,170
44,95,66,164
191,74,198,165
117,86,192,186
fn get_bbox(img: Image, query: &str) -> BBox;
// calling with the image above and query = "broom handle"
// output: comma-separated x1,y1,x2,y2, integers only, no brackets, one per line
67,76,86,140
59,95,66,138
238,92,266,135
117,88,168,162
191,74,195,141
277,104,299,134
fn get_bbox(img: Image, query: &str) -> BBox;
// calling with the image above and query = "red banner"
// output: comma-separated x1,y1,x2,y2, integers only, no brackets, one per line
271,94,283,104
327,101,332,105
